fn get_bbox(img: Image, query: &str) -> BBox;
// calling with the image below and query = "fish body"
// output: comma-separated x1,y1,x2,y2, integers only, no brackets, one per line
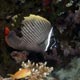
9,68,31,80
5,14,52,52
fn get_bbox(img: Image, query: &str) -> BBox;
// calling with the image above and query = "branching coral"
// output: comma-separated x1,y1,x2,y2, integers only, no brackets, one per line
21,60,54,80
0,60,54,80
55,57,80,80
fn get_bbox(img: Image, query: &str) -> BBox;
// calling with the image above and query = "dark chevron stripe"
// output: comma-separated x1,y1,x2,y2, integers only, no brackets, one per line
22,22,34,42
21,16,51,50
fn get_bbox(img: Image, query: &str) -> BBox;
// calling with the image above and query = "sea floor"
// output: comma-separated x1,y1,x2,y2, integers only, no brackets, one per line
0,57,80,80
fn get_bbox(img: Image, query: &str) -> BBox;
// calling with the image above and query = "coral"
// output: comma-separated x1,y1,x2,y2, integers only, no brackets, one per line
0,60,54,80
21,60,54,80
55,57,80,80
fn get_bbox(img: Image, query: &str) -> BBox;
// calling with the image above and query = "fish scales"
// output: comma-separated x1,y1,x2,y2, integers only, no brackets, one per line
21,17,50,47
22,19,42,43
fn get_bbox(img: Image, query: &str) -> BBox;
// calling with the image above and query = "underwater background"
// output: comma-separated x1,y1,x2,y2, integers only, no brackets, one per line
0,0,80,80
